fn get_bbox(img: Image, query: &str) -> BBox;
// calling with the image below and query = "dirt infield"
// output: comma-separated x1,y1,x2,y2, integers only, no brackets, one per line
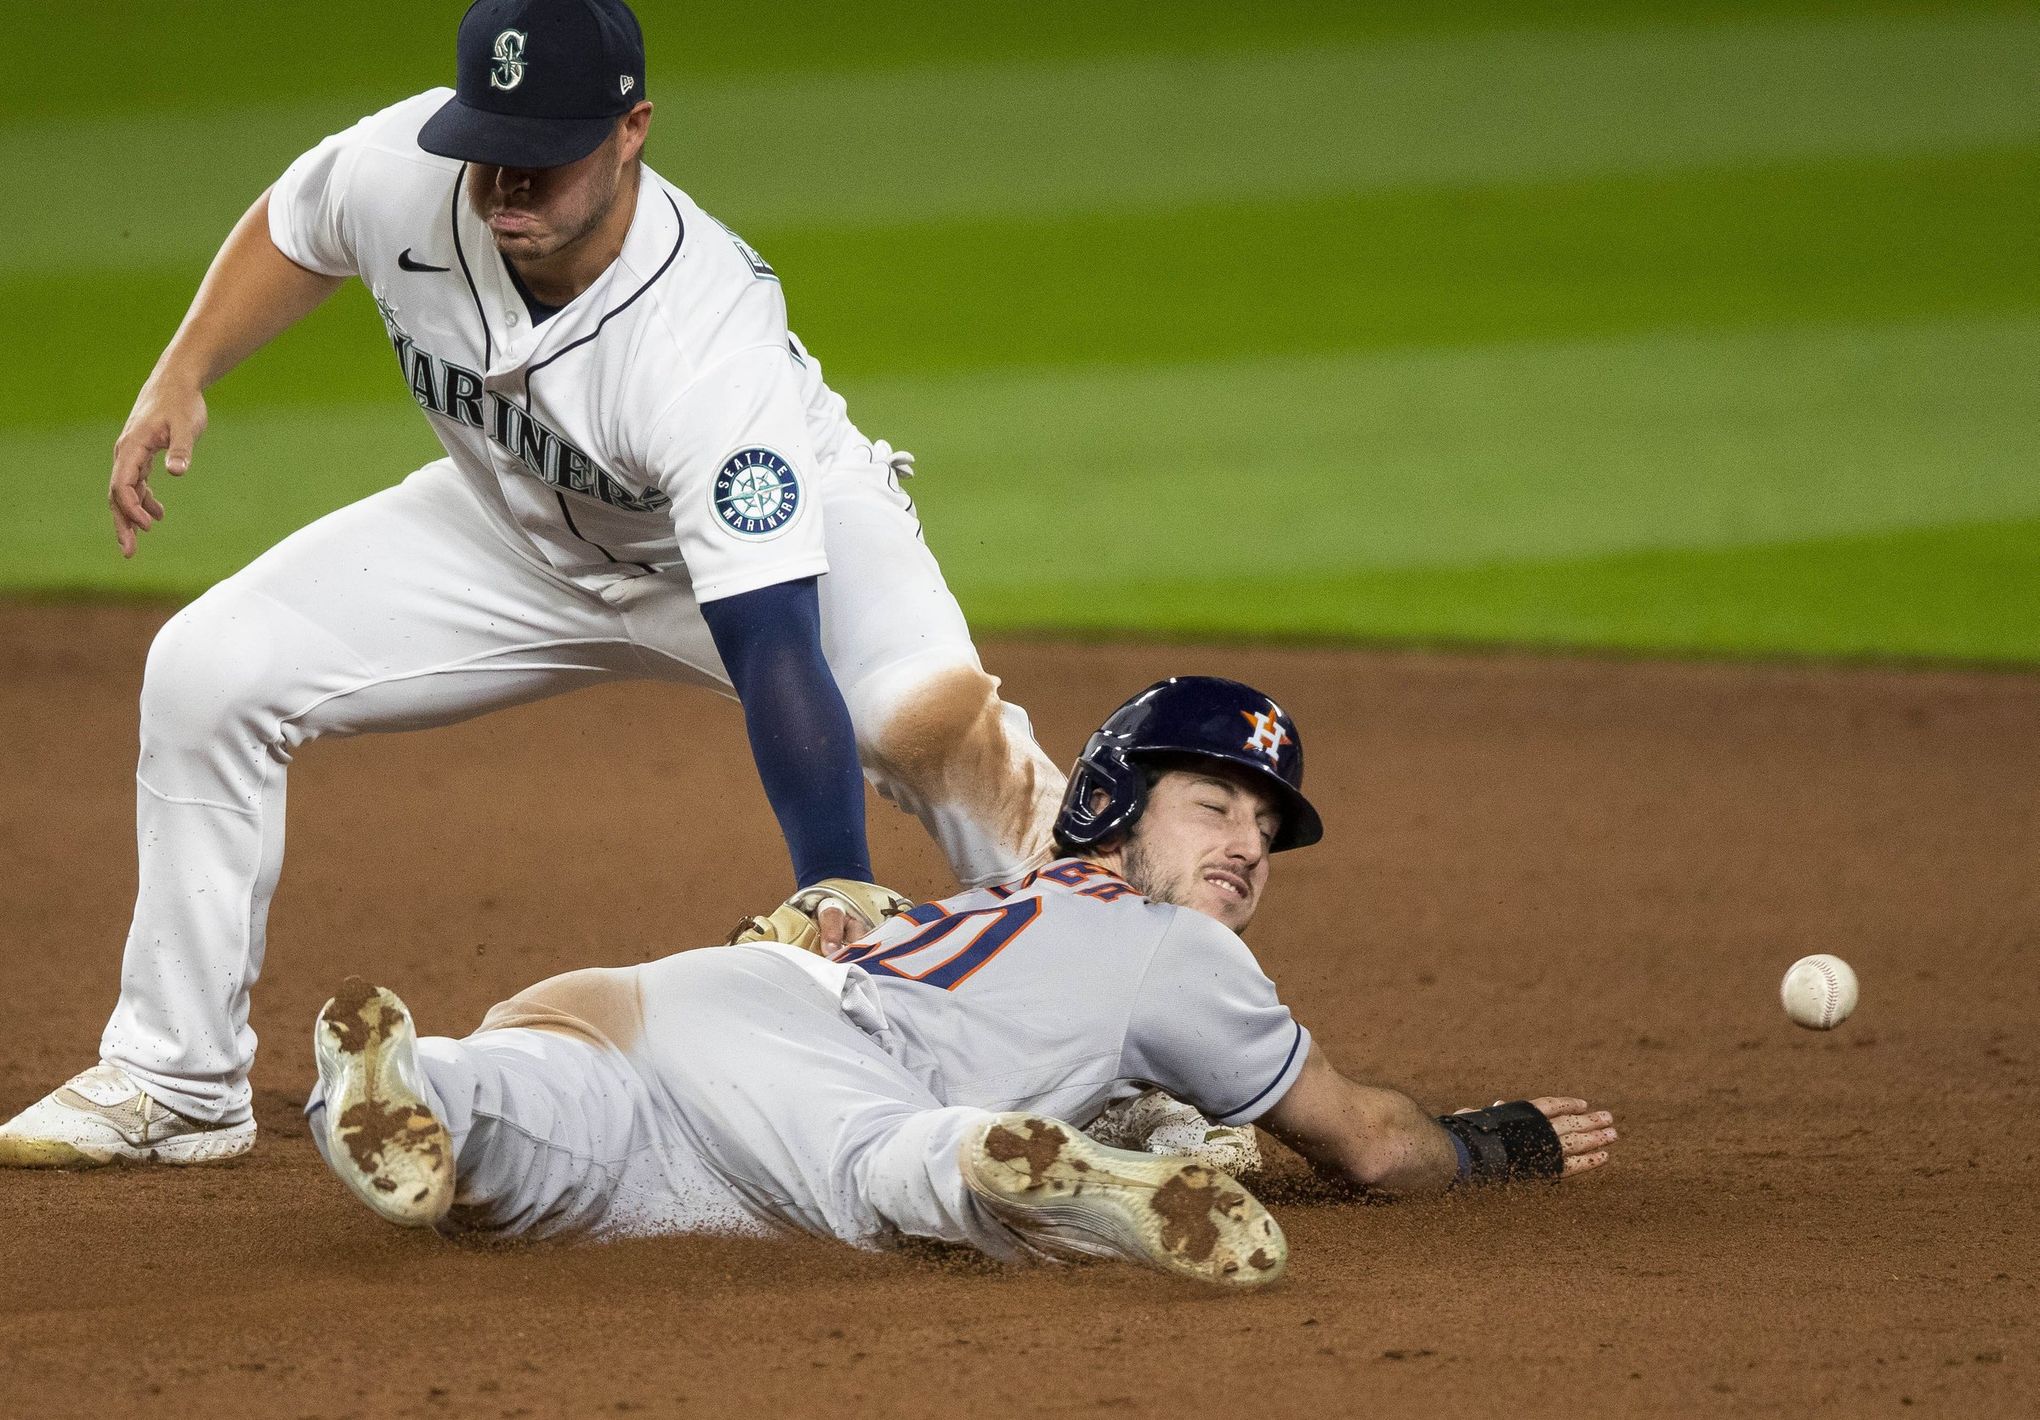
1,603,2034,1419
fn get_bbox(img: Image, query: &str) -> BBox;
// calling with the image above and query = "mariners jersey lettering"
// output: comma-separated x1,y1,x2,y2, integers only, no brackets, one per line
268,89,864,597
832,860,1311,1128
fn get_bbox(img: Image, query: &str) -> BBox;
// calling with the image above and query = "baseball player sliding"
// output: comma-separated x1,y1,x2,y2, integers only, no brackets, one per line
305,678,1620,1287
0,0,1066,1168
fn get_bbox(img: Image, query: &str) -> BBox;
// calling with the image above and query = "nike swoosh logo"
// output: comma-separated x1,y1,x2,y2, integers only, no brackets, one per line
398,249,450,273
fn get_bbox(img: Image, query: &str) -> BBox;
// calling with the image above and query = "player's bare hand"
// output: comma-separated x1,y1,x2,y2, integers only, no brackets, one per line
1528,1096,1618,1177
814,901,860,952
110,379,208,558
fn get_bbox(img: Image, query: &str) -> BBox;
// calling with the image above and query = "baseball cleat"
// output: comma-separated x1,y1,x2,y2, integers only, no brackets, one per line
960,1112,1287,1288
0,1064,256,1169
313,978,453,1228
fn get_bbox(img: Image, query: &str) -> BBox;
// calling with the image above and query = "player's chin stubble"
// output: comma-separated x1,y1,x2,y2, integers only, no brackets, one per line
466,161,619,264
1125,837,1254,934
1122,838,1177,909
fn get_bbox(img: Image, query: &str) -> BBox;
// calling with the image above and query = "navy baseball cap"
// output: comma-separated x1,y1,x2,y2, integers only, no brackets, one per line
419,0,647,169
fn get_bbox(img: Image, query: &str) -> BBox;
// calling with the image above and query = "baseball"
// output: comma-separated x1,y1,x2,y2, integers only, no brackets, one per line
1780,954,1859,1030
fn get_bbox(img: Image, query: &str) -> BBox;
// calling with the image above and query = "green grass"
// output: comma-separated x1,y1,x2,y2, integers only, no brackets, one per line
20,314,2034,612
998,518,2040,664
18,145,2033,430
22,11,2039,280
5,2,2036,662
12,2,2016,121
896,315,2040,573
767,148,2040,379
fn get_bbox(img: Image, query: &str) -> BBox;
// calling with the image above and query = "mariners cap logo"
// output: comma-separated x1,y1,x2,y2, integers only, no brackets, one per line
1241,707,1292,762
489,29,528,91
713,448,802,539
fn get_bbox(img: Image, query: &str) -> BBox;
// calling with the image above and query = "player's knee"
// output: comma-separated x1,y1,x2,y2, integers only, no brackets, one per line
138,590,297,755
856,666,1010,797
856,665,1064,846
477,967,646,1051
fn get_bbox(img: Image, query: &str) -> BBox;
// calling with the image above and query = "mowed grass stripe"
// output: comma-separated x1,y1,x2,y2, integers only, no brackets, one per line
767,146,2040,382
659,11,2040,231
893,314,2040,578
7,0,1988,121
7,314,2032,600
11,11,2037,277
4,407,443,597
11,146,2036,430
977,517,2040,664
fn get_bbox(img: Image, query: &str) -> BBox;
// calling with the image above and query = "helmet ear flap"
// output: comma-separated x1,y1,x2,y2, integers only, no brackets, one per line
1052,748,1148,850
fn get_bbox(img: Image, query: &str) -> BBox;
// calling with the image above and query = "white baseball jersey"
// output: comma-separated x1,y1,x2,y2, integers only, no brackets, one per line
270,88,853,595
102,90,1069,1134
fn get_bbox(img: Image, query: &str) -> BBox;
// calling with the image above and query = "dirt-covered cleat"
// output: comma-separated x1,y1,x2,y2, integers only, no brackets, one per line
960,1112,1287,1288
313,978,453,1228
0,1063,256,1169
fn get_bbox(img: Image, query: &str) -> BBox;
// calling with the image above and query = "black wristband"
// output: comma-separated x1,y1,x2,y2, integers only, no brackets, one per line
1436,1101,1564,1185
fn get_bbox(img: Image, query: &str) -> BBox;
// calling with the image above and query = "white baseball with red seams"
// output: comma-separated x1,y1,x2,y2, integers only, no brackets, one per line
1780,954,1859,1030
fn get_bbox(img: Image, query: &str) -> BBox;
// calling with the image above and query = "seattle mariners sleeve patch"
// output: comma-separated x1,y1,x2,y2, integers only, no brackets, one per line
712,447,802,538
714,218,778,281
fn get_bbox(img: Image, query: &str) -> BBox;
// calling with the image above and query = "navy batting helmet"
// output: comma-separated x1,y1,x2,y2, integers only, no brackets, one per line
1053,677,1324,853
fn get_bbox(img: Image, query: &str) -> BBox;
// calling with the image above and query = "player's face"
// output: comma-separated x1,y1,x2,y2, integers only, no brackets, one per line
464,108,648,264
1121,768,1278,934
466,135,622,263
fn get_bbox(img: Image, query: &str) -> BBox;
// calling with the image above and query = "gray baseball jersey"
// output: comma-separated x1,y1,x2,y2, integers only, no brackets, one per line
352,859,1310,1244
832,857,1311,1127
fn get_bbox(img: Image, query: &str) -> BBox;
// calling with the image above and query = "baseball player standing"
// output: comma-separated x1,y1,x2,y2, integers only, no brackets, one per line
0,0,1065,1168
304,677,1620,1287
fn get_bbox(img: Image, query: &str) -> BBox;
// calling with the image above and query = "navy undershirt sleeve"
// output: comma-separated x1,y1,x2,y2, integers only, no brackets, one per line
698,576,872,888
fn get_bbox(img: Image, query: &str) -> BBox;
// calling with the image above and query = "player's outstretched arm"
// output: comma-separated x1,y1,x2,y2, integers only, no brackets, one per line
1257,1044,1462,1198
110,189,345,557
1257,1044,1618,1198
698,578,874,911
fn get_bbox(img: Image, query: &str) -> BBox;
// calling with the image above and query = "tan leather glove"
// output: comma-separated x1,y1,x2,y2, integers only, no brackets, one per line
726,878,915,955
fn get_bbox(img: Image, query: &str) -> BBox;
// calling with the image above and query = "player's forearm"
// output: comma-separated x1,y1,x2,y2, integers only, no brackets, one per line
1359,1097,1461,1197
1314,1086,1459,1199
151,191,344,393
1258,1046,1459,1198
701,578,873,886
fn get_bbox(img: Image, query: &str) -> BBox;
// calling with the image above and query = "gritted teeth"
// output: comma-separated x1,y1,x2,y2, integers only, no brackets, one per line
1204,871,1248,900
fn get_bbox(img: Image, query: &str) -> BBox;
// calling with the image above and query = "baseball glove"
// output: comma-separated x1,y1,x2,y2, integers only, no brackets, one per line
726,877,914,956
1086,1089,1263,1177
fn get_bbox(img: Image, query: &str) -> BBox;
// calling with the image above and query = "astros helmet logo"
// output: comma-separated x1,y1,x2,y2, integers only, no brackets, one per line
1241,707,1292,762
490,29,528,91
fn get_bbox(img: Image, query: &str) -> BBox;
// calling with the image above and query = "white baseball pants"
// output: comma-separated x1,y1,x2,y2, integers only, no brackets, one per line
306,944,1033,1257
103,456,1063,1123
